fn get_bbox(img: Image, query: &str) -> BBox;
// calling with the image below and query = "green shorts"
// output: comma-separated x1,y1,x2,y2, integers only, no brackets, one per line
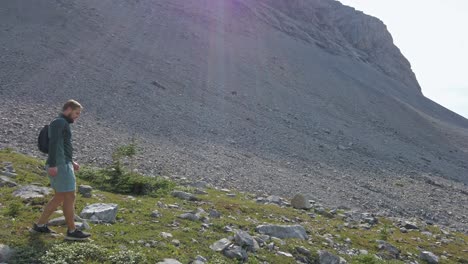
46,162,76,193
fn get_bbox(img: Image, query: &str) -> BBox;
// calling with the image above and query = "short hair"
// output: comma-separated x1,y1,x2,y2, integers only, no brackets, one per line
62,99,83,111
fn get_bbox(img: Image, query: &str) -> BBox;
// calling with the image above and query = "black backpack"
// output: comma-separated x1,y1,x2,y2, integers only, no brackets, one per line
38,125,49,154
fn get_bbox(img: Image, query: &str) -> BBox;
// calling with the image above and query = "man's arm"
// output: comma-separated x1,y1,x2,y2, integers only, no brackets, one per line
48,119,65,167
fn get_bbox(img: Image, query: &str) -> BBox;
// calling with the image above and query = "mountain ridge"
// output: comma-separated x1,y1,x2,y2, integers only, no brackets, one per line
0,0,467,231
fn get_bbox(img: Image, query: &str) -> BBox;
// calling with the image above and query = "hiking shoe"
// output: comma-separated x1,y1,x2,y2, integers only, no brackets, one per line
31,223,56,234
65,229,91,241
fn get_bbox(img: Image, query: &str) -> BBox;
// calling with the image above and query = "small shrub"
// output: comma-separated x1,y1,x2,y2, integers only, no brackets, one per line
9,245,44,264
39,243,106,264
77,142,174,196
351,254,379,264
5,201,23,217
379,223,391,241
108,249,146,264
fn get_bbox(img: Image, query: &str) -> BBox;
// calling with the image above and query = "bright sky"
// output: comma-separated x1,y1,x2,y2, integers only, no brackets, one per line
338,0,468,118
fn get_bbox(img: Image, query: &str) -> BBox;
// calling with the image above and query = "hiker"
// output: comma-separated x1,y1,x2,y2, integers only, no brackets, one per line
32,99,91,241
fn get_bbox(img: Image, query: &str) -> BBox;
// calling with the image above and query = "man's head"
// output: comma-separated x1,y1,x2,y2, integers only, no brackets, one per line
62,99,83,123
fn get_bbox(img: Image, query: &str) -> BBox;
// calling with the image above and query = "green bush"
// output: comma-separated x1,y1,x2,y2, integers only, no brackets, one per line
9,245,44,264
77,167,174,197
351,254,380,264
5,201,23,217
39,242,105,264
77,142,175,196
38,243,147,264
108,249,146,264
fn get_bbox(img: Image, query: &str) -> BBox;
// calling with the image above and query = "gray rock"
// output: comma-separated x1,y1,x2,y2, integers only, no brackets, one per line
420,251,439,264
171,191,198,201
234,230,258,252
223,245,248,261
296,246,312,257
318,250,347,264
80,203,118,223
0,176,17,187
157,259,182,264
209,209,221,218
178,212,200,221
376,240,400,260
0,170,17,178
0,244,14,263
192,255,207,263
253,235,270,246
210,238,231,251
255,224,308,240
266,195,282,204
189,181,209,189
278,251,293,257
194,189,208,195
78,185,93,198
403,221,419,230
13,185,52,199
291,194,312,209
48,215,88,227
161,232,173,239
151,210,162,218
363,216,378,225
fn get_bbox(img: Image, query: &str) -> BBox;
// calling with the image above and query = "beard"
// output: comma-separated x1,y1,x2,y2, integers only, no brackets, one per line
65,113,75,123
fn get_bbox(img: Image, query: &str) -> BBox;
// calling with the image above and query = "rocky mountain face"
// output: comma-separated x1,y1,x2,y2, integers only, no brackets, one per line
0,0,467,231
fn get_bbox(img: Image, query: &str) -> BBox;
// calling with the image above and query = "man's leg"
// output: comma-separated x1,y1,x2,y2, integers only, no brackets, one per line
62,191,76,231
37,192,64,225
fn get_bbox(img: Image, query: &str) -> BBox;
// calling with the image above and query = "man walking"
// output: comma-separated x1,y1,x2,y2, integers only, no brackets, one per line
32,99,91,241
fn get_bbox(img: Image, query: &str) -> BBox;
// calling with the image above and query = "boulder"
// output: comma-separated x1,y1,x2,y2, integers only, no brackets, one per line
157,259,182,264
48,215,90,229
209,209,221,218
234,230,259,252
0,170,17,178
376,240,400,260
0,176,17,187
256,224,308,240
265,195,282,204
171,191,198,201
151,210,162,218
13,185,52,200
318,250,347,264
178,212,200,222
222,245,248,261
420,251,439,264
0,244,14,263
80,203,118,223
210,238,231,252
161,232,173,239
291,194,312,209
78,185,93,198
403,221,419,230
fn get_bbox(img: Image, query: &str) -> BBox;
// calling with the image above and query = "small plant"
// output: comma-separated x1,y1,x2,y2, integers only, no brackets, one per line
5,201,23,217
351,254,382,264
9,245,45,264
379,223,391,241
77,141,175,196
111,139,138,173
108,249,146,264
39,243,107,264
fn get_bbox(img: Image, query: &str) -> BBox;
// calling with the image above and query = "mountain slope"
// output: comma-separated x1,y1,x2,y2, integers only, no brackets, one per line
0,0,467,231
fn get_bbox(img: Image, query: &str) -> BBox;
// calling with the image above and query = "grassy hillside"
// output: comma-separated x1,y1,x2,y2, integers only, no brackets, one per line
0,149,467,263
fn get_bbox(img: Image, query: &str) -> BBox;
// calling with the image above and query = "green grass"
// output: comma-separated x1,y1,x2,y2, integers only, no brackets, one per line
1,149,467,263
